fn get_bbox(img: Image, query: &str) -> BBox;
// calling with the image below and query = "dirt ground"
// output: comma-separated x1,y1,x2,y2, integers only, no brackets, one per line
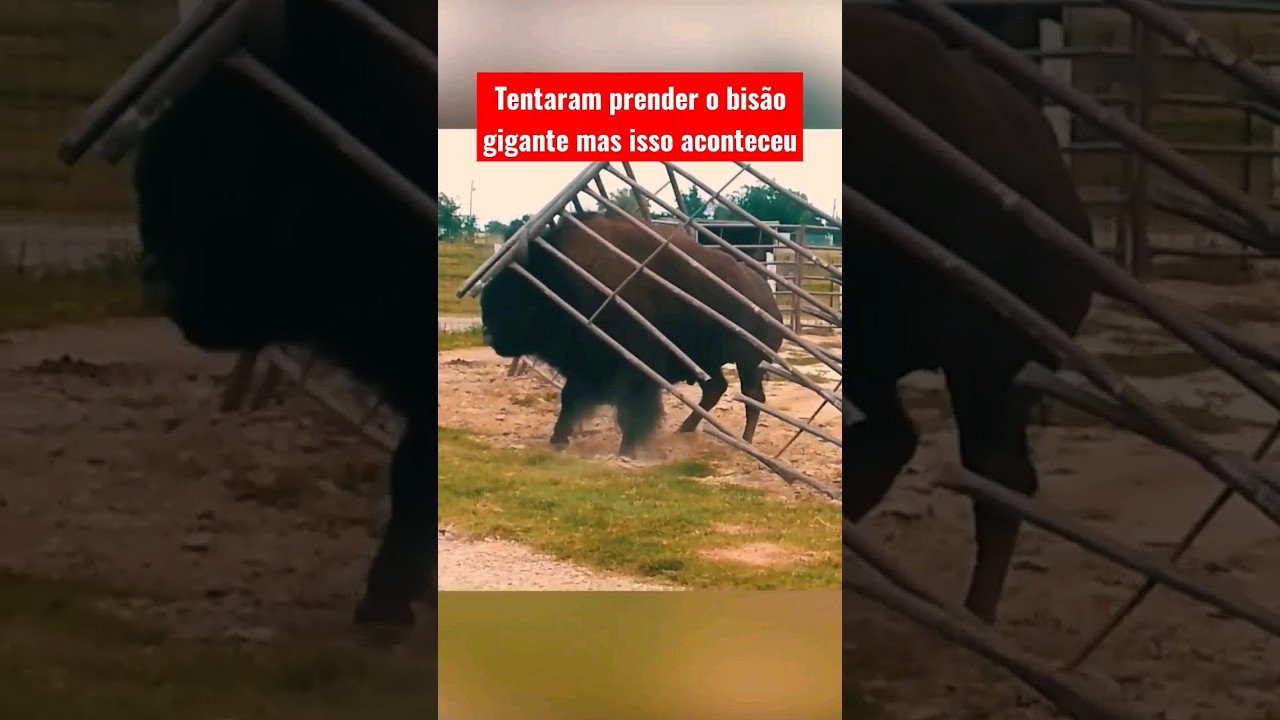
435,336,844,501
0,319,437,646
848,275,1280,719
0,317,709,616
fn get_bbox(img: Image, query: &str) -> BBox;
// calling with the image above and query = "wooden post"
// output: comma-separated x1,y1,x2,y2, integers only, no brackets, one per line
1271,65,1280,207
1039,15,1073,166
1126,15,1157,278
620,162,651,221
792,226,806,334
1239,36,1254,273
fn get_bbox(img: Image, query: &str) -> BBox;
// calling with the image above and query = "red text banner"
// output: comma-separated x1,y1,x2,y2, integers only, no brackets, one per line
474,72,804,162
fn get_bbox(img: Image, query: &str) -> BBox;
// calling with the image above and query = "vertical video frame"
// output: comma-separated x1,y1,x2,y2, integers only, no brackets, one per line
23,0,441,716
844,2,1280,719
439,0,843,718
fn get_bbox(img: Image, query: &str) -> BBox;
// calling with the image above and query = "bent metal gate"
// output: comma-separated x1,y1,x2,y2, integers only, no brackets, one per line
55,5,842,519
843,1,1280,719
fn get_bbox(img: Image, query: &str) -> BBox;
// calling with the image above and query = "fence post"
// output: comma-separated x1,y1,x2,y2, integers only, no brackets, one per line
792,225,805,335
1039,14,1073,166
1126,15,1157,278
1272,64,1280,207
1239,32,1255,274
765,250,777,293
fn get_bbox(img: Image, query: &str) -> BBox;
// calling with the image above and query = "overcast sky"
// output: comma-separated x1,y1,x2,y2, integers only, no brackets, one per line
438,129,841,226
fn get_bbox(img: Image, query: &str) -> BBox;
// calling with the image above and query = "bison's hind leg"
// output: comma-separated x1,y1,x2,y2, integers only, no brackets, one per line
944,365,1039,625
844,378,919,523
676,367,729,435
616,377,663,459
736,359,768,443
550,376,603,448
354,418,432,634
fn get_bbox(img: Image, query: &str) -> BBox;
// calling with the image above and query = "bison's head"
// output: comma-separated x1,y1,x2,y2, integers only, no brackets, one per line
478,259,553,358
130,72,317,351
130,68,422,354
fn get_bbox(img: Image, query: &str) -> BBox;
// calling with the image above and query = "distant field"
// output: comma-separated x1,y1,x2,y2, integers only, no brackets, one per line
438,243,489,315
0,0,173,222
437,241,843,322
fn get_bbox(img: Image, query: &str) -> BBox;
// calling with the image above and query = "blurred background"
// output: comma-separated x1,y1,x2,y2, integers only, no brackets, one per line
437,0,842,129
0,0,171,275
439,591,842,720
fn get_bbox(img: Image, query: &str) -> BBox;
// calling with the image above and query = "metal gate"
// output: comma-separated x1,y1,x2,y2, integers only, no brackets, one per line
844,1,1280,718
456,161,845,500
54,0,433,453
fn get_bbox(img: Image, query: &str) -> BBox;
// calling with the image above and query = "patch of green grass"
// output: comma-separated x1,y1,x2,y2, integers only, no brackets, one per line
437,242,489,315
0,0,176,221
1099,350,1212,379
0,252,151,332
0,571,433,720
437,327,484,352
436,427,840,589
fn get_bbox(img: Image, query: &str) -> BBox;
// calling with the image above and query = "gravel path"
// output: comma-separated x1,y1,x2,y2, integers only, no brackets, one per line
437,315,481,333
437,528,676,591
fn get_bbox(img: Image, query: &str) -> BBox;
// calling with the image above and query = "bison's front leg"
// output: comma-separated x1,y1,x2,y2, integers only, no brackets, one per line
550,376,600,447
676,369,728,435
616,378,663,458
355,418,433,634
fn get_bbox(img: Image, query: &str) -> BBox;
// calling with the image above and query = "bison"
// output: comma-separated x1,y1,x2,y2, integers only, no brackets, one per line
128,0,435,633
479,212,786,458
842,8,1097,623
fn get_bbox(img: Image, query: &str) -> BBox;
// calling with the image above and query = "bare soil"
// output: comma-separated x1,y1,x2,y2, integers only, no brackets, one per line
0,318,703,615
849,276,1280,719
435,338,844,502
0,319,428,645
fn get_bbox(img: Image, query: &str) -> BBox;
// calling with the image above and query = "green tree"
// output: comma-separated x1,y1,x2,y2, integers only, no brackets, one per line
714,183,816,226
678,186,713,220
483,220,507,236
460,214,478,239
438,193,463,240
503,214,532,239
595,188,642,217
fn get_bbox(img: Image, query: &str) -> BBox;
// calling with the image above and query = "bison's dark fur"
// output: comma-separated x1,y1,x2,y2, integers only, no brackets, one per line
129,1,434,632
480,212,785,458
843,9,1096,623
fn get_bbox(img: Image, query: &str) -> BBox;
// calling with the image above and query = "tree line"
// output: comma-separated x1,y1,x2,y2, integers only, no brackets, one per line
438,182,840,243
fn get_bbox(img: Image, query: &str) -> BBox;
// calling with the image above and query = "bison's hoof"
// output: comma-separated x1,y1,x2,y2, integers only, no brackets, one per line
617,446,638,460
549,437,570,449
675,425,697,434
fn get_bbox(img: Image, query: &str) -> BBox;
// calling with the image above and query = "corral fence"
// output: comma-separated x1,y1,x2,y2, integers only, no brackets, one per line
845,0,1280,718
53,0,434,458
499,217,844,336
936,0,1280,275
457,160,845,501
672,220,843,336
